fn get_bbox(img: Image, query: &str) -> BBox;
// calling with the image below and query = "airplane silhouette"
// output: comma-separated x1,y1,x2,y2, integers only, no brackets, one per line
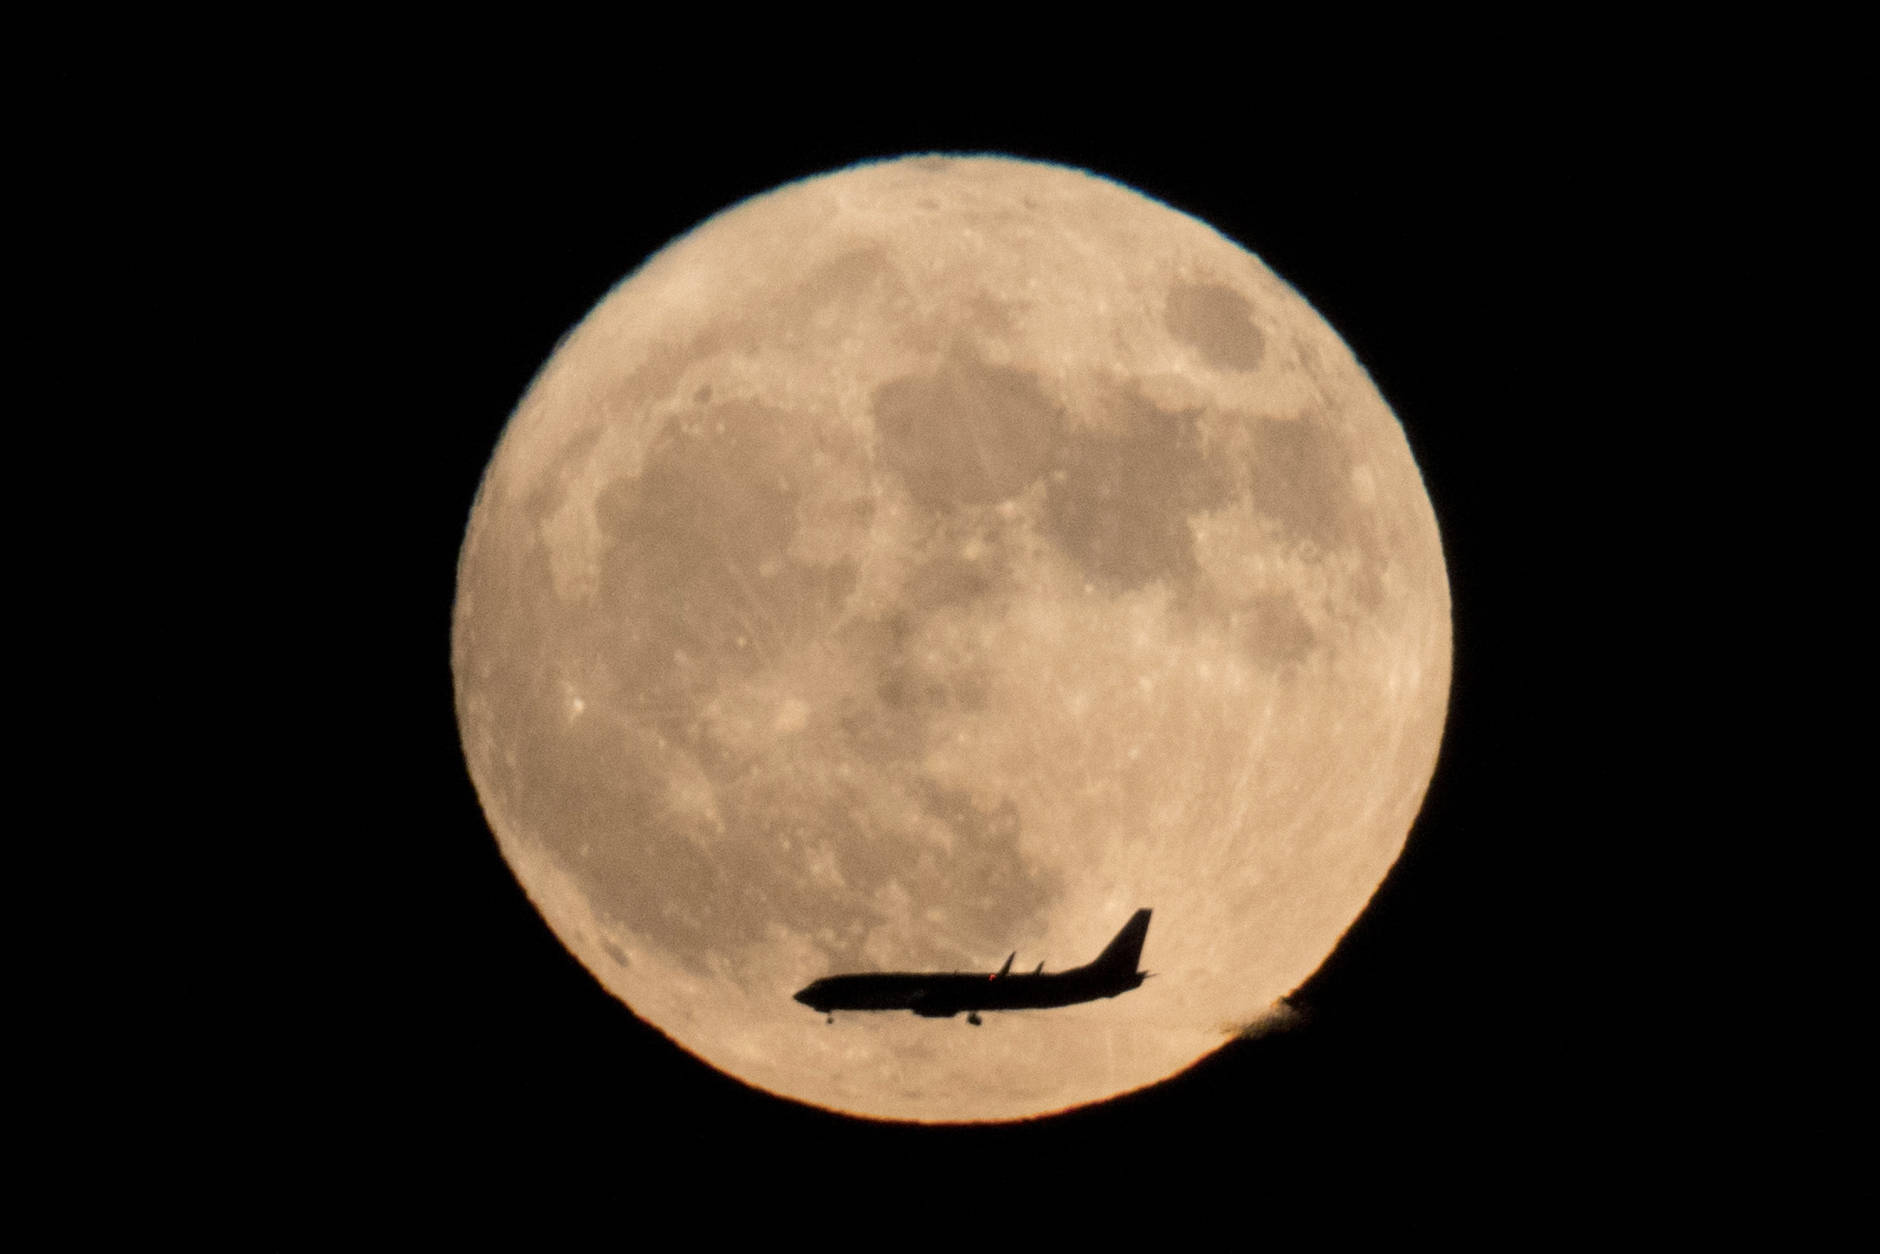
793,908,1152,1025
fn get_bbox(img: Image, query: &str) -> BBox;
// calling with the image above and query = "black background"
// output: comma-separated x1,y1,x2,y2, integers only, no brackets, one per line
288,97,1633,1190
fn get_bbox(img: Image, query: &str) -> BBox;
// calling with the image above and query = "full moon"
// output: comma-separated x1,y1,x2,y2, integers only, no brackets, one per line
452,155,1450,1122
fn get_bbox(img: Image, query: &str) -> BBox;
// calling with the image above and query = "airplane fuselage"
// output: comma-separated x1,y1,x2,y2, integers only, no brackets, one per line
795,966,1146,1017
793,909,1152,1022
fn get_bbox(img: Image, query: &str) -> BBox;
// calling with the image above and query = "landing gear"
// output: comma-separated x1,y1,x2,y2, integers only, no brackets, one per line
826,1013,835,1025
967,1012,982,1026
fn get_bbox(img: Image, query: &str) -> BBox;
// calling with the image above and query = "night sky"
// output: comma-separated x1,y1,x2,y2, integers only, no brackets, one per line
289,103,1621,1187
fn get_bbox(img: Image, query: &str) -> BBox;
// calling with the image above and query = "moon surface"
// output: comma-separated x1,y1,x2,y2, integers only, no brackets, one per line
451,155,1450,1122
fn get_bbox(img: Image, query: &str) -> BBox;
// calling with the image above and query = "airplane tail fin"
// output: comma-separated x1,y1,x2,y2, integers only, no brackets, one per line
1088,908,1152,978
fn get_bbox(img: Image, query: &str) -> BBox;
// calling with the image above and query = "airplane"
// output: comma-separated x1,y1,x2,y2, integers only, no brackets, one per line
793,908,1152,1025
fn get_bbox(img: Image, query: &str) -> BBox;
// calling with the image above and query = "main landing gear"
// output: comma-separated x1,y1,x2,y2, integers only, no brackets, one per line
967,1012,982,1026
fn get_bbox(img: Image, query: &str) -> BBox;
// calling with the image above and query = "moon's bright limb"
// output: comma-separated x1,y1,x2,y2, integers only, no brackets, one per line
451,155,1450,1122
